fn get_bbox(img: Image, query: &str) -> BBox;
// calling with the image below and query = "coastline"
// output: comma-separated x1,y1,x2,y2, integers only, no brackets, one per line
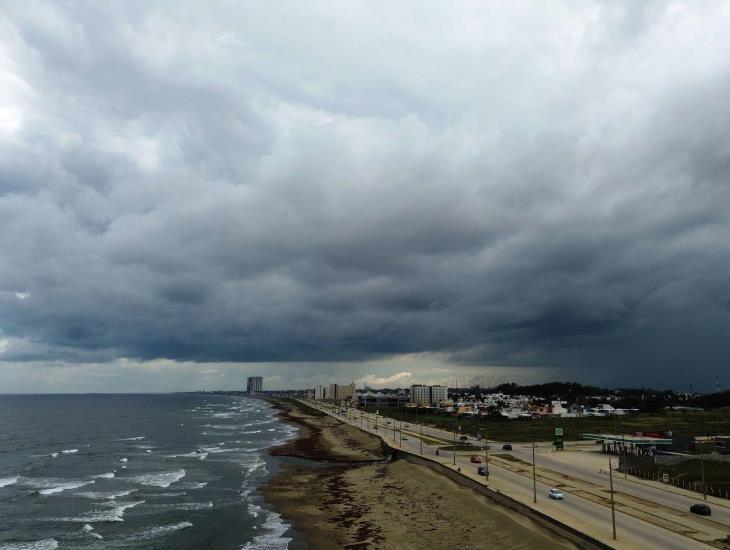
262,398,575,549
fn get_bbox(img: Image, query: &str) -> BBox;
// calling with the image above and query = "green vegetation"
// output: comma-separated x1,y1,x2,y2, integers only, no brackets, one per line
493,454,529,464
363,406,730,442
438,445,481,452
624,455,730,498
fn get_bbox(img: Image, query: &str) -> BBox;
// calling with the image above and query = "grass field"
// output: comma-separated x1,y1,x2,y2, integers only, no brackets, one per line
363,406,730,442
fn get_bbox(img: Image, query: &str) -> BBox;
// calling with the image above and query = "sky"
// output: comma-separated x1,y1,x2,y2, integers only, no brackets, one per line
1,1,729,393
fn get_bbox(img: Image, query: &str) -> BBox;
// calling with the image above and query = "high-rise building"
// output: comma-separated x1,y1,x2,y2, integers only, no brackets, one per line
410,384,447,406
315,385,327,400
327,382,357,402
246,376,263,393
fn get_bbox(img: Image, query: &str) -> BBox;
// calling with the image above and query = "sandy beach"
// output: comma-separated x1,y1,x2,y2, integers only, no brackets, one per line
263,398,574,549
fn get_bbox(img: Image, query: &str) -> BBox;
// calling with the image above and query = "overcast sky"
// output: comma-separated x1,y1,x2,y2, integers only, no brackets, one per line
1,1,729,393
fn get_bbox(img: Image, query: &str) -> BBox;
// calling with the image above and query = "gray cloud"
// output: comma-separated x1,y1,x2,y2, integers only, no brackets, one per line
1,1,730,390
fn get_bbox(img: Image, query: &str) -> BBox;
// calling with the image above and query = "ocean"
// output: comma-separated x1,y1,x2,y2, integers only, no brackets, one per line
0,394,297,549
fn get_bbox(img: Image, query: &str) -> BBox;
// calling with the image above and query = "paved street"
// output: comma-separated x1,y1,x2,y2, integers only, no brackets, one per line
309,402,730,550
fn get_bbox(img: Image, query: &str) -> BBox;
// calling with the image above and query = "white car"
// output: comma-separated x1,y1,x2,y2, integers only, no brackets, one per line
548,488,564,500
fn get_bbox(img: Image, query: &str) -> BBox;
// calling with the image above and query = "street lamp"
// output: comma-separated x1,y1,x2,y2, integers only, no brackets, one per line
484,431,489,485
532,441,537,503
453,419,457,466
609,457,617,540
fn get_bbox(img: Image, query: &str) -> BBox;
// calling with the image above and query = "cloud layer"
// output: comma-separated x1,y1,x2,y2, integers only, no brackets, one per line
1,2,730,390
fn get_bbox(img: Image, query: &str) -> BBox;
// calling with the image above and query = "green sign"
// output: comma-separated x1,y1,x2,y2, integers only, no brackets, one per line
554,427,564,450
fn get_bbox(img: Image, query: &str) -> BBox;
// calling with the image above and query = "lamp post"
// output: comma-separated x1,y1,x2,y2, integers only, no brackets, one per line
532,441,537,503
420,421,423,456
484,431,489,485
609,457,617,540
453,419,457,466
700,439,707,501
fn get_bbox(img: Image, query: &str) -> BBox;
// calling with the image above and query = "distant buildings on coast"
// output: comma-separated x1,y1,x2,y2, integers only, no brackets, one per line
246,376,263,394
314,382,356,402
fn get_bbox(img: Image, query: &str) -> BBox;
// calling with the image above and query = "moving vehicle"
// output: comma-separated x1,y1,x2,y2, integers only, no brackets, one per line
548,489,564,500
402,436,408,441
502,444,512,451
477,465,489,476
470,455,482,463
690,503,711,516
460,435,468,441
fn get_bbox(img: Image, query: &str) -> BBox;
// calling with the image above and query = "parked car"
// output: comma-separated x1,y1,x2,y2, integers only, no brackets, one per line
477,465,489,476
460,435,469,441
502,444,513,451
470,455,482,463
548,489,564,500
690,503,711,516
402,436,408,441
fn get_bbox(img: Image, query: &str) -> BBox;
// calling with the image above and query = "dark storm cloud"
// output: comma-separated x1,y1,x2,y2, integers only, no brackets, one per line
1,1,730,389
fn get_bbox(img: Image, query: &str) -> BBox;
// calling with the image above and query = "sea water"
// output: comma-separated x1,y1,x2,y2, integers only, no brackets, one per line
0,394,297,548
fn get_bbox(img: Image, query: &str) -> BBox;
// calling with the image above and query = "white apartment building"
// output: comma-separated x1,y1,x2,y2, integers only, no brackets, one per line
410,384,448,406
328,382,357,402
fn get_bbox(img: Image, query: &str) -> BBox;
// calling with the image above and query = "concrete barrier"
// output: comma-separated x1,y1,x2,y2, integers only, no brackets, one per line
388,445,614,550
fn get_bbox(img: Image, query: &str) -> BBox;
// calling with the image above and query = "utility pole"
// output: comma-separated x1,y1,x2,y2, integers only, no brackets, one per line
532,441,537,503
621,419,626,479
700,439,707,501
420,421,423,456
609,457,617,540
393,409,396,442
453,419,457,466
484,431,489,485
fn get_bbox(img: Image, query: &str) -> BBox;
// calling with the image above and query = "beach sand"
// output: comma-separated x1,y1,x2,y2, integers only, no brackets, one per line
263,399,574,549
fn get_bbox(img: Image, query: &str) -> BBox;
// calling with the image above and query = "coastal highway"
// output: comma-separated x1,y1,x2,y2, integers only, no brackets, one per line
307,402,729,550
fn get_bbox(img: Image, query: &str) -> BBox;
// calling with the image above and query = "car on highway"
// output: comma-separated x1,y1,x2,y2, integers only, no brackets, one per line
477,465,489,476
548,489,564,500
690,503,711,516
502,444,512,451
402,436,408,441
470,455,482,463
460,435,469,441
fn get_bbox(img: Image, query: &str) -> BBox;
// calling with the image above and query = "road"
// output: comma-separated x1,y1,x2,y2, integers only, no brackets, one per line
308,401,730,550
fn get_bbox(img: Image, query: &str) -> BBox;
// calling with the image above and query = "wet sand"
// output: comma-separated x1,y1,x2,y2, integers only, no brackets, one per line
263,399,574,549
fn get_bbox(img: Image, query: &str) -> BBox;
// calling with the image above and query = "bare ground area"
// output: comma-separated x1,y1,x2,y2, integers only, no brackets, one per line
263,398,573,550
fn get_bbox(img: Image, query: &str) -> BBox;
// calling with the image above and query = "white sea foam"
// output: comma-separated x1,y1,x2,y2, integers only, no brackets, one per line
154,491,187,497
75,489,136,500
56,500,145,523
49,453,58,458
119,458,128,462
167,451,207,460
117,436,145,441
242,510,292,550
0,476,19,488
151,501,213,511
91,472,115,479
22,478,95,495
129,469,185,488
123,521,193,542
82,524,103,540
61,449,78,454
0,539,59,550
175,481,206,489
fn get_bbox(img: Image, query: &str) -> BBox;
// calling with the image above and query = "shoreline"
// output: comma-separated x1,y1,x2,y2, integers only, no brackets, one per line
262,398,575,549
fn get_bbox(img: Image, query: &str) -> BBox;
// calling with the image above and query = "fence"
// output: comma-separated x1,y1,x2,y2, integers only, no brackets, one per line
621,465,730,500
